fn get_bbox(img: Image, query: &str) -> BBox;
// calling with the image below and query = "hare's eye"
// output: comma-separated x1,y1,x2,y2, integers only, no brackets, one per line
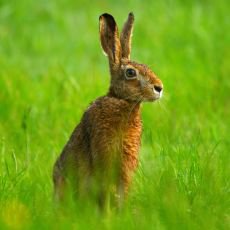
125,68,137,79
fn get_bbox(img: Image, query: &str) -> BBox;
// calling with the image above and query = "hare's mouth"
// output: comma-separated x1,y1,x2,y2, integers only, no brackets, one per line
153,89,163,100
144,93,162,102
142,89,163,102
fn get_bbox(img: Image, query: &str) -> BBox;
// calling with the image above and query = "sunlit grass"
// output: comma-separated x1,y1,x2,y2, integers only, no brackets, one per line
0,0,229,229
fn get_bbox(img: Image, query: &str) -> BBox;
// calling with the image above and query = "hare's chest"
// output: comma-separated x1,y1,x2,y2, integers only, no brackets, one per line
110,108,142,158
116,118,142,173
122,119,142,154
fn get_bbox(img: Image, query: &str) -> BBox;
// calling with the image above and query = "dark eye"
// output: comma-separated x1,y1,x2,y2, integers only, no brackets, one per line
125,68,137,79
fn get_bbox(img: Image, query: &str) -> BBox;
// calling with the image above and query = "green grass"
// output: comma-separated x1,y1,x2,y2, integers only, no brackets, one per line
0,0,229,229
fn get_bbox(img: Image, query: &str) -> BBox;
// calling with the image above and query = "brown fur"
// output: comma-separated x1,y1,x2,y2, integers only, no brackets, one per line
53,13,163,210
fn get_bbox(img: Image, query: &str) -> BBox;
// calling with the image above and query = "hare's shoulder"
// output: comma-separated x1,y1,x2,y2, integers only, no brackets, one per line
85,96,131,118
81,96,141,135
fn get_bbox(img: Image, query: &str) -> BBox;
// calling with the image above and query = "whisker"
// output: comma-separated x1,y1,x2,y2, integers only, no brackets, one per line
160,92,170,101
156,100,169,115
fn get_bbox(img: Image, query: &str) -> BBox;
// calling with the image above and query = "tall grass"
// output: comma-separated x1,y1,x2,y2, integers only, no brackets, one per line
0,0,229,229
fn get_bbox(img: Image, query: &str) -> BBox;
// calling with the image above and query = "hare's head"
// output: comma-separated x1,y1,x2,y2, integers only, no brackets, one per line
99,13,163,102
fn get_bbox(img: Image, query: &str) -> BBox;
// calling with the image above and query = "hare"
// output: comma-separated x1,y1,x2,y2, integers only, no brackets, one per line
53,12,163,210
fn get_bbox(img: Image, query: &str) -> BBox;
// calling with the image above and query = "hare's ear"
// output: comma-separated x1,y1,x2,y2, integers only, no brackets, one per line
120,12,134,59
99,13,121,65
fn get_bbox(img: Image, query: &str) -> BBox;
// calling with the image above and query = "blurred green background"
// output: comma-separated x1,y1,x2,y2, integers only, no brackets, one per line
0,0,229,229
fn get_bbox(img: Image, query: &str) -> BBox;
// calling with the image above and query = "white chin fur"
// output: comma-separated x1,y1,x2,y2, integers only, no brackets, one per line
159,90,163,98
153,89,163,99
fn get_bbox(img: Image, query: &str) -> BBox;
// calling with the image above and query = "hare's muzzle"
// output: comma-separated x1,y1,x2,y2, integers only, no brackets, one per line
154,85,163,93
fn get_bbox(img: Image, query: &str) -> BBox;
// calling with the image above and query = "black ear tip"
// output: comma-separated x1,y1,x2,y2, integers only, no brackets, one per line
129,12,134,18
99,13,109,21
129,12,134,16
99,13,114,20
100,13,110,17
99,13,116,29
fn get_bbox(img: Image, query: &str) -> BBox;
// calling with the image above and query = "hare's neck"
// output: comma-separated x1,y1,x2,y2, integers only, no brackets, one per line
107,89,142,108
106,93,141,122
115,98,141,132
107,87,119,99
125,102,141,120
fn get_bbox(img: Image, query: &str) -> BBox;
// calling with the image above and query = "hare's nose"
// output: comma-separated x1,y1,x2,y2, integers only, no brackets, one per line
154,85,163,93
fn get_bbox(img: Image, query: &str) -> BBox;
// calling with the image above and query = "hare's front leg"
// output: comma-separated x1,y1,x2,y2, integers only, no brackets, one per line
92,145,122,212
116,178,126,210
93,159,119,212
115,151,139,208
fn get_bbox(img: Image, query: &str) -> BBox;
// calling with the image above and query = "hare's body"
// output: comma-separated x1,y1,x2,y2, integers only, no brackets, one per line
53,96,141,206
53,13,163,209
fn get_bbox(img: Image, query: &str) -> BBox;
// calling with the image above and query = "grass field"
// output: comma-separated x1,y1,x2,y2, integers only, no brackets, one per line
0,0,229,229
